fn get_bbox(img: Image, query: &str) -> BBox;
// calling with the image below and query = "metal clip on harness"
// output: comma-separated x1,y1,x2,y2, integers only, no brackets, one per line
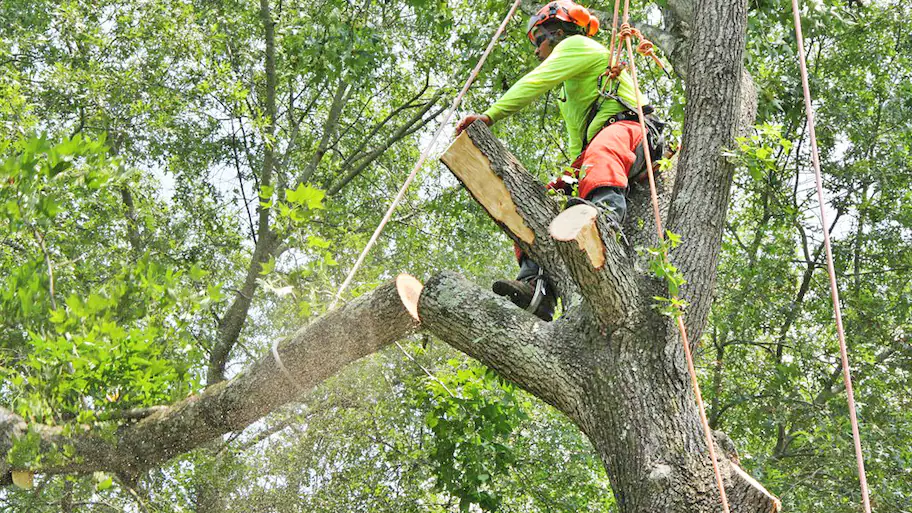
526,268,546,313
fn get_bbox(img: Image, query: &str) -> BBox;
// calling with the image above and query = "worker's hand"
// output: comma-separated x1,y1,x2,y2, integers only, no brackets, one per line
455,114,492,135
547,171,577,195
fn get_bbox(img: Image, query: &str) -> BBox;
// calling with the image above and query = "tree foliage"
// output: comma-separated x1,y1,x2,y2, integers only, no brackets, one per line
0,0,909,511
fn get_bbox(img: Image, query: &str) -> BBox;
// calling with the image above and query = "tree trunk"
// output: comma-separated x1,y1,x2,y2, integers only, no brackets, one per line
434,125,777,511
426,1,773,507
1,0,779,510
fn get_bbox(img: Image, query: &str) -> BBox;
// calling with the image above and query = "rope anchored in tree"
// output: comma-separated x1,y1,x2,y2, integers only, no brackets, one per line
789,0,873,510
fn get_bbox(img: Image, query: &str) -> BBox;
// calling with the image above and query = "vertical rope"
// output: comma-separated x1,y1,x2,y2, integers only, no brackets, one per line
620,3,731,511
789,1,873,510
607,0,622,66
327,0,524,310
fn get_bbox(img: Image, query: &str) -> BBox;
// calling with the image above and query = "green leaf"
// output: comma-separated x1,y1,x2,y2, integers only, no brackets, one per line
259,255,276,276
285,183,325,210
189,264,208,281
207,283,225,303
258,184,274,200
307,236,331,249
94,472,113,491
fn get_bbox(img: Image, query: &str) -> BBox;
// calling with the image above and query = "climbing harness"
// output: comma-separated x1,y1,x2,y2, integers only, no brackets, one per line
579,17,667,176
789,1,872,510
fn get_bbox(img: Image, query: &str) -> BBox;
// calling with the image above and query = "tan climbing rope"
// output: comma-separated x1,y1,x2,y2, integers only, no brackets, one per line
610,0,732,510
789,1,872,510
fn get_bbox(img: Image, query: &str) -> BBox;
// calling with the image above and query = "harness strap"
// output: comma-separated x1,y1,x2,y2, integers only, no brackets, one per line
526,267,546,313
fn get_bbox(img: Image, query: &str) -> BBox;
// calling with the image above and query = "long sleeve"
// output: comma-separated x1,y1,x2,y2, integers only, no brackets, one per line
481,35,648,158
482,36,604,123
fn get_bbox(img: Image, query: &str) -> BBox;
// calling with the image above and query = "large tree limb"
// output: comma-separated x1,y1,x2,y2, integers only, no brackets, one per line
416,272,588,421
1,280,416,480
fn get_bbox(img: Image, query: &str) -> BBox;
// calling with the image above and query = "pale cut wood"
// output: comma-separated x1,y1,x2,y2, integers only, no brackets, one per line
440,132,535,244
396,273,423,321
549,204,606,269
731,464,782,513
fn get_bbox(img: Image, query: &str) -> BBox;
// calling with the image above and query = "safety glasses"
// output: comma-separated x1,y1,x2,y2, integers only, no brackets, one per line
528,26,551,47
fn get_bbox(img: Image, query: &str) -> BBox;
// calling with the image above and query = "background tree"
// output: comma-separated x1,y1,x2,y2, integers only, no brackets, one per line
0,0,909,511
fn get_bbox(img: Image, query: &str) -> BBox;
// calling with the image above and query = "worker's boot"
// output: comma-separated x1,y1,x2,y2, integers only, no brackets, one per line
492,257,555,321
568,186,627,228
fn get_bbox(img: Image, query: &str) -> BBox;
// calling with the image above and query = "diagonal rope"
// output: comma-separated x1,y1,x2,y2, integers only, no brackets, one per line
327,0,524,311
607,0,622,66
616,0,731,510
789,1,873,510
271,0,524,397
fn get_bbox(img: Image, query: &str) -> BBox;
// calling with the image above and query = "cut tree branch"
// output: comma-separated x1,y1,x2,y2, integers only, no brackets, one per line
0,280,416,480
440,122,640,327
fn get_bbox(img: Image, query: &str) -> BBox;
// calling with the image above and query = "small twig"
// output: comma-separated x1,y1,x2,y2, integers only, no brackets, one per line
393,340,459,399
29,223,57,310
120,482,150,513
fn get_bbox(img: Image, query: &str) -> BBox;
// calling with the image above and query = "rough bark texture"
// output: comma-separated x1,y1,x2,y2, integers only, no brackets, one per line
436,120,776,512
0,281,416,480
666,0,752,348
0,0,779,510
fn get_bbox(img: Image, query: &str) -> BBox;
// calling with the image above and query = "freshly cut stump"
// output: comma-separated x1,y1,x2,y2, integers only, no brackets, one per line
549,204,606,269
396,273,424,321
732,465,783,512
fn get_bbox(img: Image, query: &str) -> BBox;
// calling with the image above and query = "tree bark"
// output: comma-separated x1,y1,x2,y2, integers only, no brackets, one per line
436,121,778,512
665,0,754,347
0,281,416,480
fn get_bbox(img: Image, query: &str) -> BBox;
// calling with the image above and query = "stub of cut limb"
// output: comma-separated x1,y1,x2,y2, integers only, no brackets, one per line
440,131,536,245
396,273,423,322
549,204,606,269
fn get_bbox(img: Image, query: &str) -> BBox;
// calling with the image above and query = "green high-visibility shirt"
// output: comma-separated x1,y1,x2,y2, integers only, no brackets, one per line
483,35,644,158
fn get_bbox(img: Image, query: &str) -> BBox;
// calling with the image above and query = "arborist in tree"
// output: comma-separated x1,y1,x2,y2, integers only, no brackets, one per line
456,0,663,321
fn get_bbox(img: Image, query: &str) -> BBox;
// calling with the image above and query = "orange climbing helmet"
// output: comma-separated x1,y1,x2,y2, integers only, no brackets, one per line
526,1,600,45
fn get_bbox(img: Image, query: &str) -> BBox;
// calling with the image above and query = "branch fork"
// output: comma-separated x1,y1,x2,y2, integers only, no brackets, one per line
440,121,641,328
